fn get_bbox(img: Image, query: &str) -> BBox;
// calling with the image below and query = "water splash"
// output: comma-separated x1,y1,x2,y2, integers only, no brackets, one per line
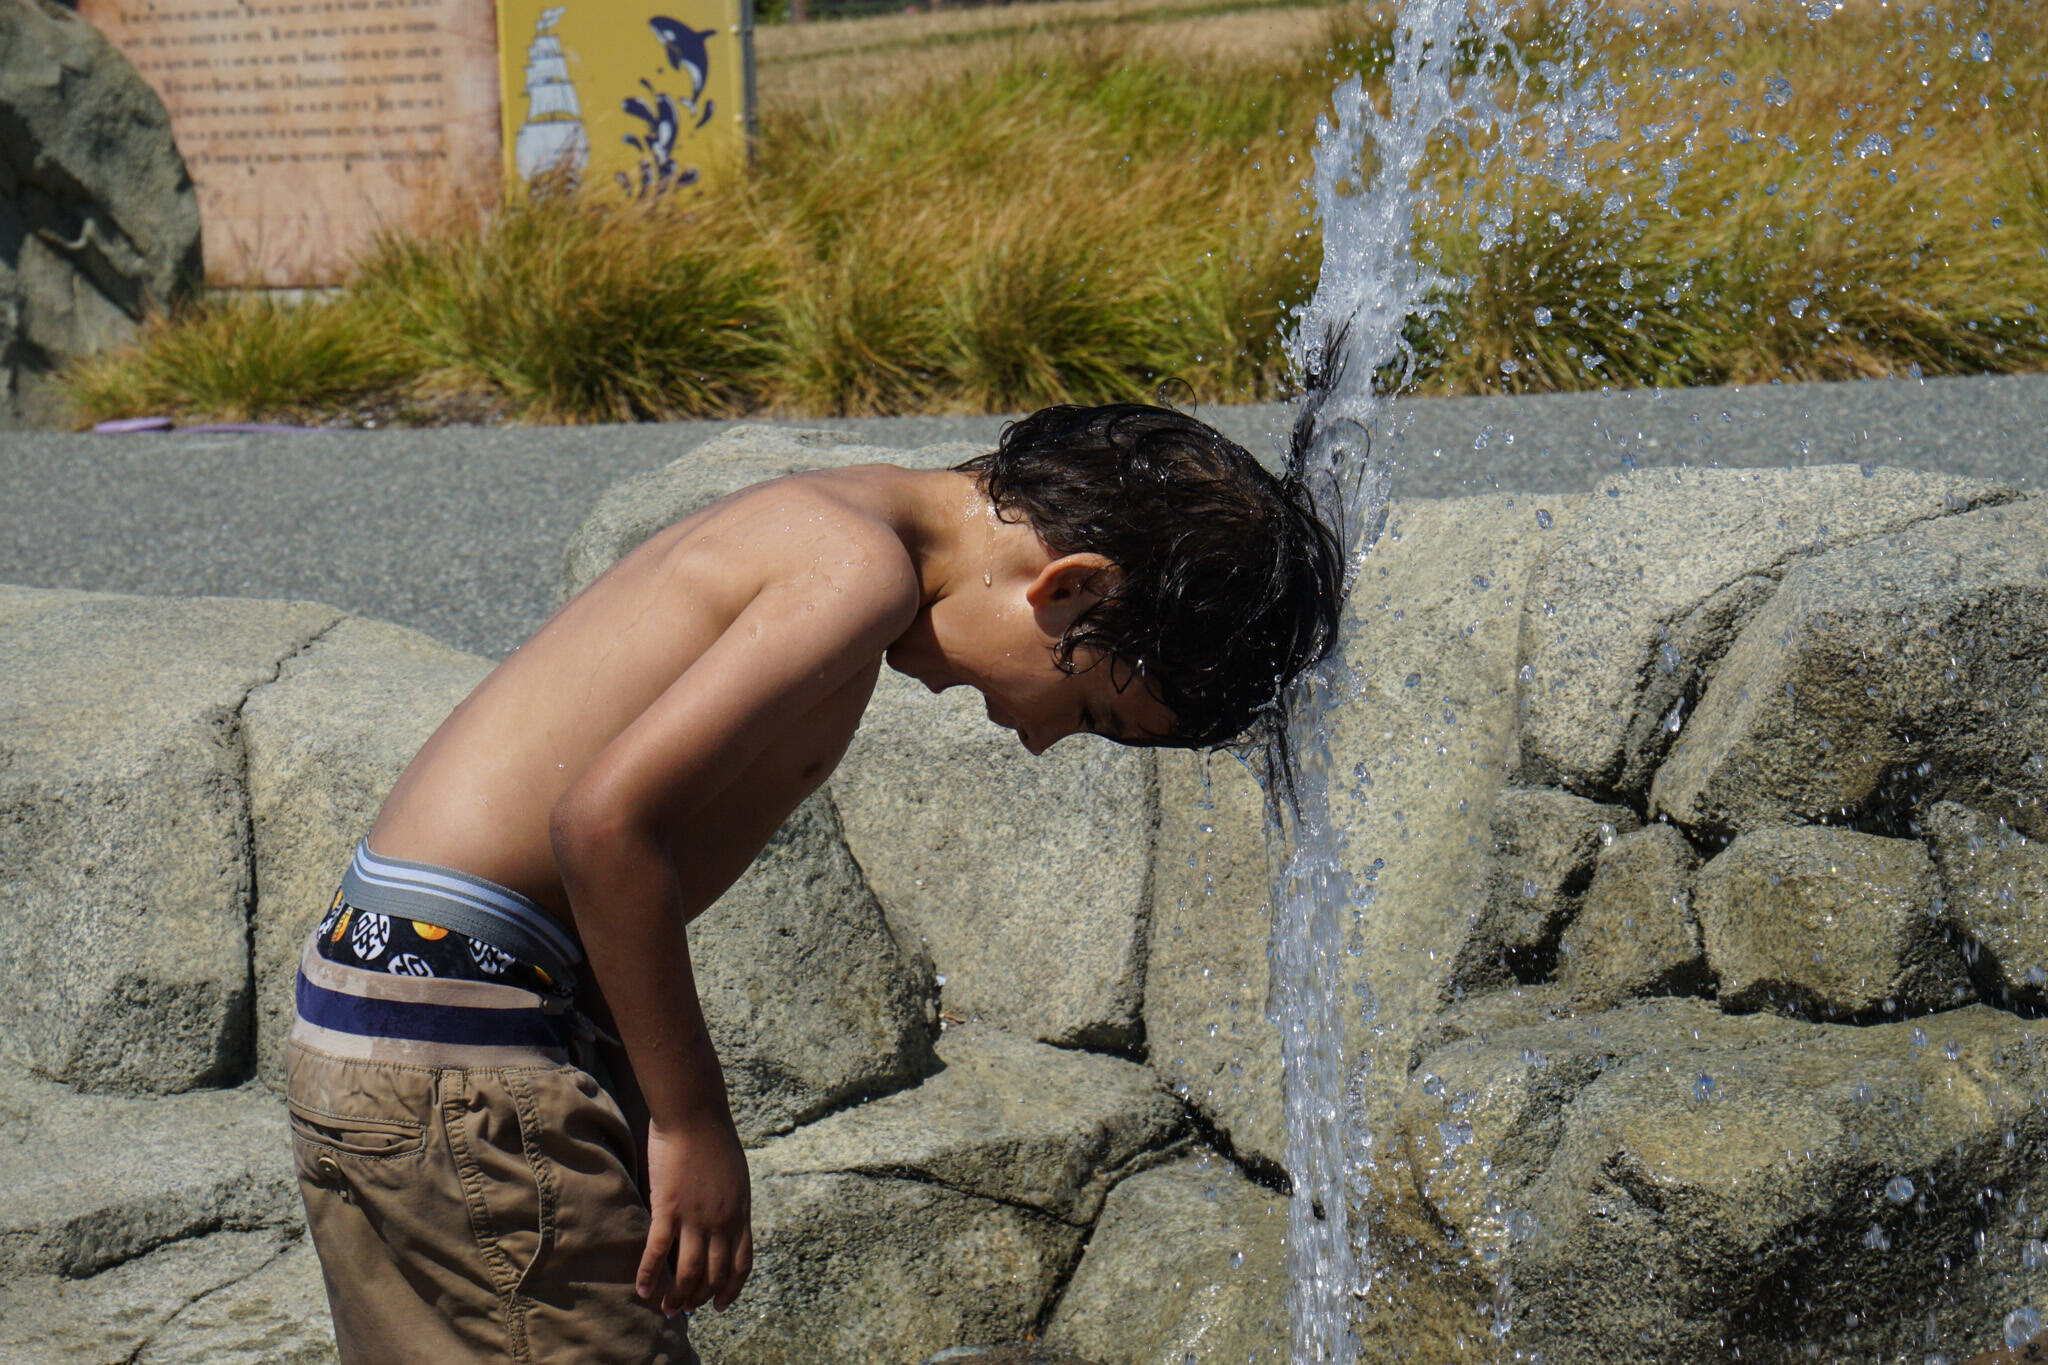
1268,1,1609,1358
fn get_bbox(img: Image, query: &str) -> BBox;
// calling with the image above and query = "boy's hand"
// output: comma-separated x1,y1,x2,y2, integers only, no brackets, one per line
639,1113,754,1315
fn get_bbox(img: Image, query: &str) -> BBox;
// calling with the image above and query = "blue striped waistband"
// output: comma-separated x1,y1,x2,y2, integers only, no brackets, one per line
341,842,584,998
295,965,574,1052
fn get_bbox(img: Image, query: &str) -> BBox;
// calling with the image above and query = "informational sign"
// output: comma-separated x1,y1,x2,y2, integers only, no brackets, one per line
495,0,751,200
78,0,502,286
81,0,750,284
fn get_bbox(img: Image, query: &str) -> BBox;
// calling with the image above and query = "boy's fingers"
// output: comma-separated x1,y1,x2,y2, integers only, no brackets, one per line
665,1227,708,1316
715,1226,753,1309
699,1236,732,1310
636,1213,677,1300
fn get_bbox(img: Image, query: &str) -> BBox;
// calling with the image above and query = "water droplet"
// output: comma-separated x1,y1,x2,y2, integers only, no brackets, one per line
1911,1027,1929,1050
934,974,947,987
1535,508,1554,529
1598,823,1617,846
1421,1072,1444,1097
1765,75,1794,107
1534,306,1553,326
1886,1176,1916,1204
1855,133,1893,159
1788,297,1810,319
1507,1211,1539,1241
1518,663,1536,683
1944,1039,1960,1061
1851,1083,1873,1104
2024,1240,2048,1270
1971,31,1994,62
1229,1249,1245,1268
1500,358,1520,375
2005,1306,2042,1350
1619,268,1634,290
1863,1223,1891,1251
1805,1,1831,17
1404,672,1421,688
1693,1074,1715,1101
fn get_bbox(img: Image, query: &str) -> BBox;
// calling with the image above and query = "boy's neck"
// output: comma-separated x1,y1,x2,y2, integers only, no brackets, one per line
899,467,1042,609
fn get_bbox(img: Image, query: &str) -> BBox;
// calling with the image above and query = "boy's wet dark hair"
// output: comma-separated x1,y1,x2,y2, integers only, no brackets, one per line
956,402,1343,751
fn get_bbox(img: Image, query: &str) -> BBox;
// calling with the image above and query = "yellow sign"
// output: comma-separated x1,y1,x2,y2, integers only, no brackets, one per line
497,0,750,198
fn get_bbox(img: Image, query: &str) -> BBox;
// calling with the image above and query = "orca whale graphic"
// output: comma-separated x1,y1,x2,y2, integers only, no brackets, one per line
649,16,716,105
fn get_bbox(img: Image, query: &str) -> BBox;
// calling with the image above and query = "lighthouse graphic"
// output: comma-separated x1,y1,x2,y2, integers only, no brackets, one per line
513,7,590,183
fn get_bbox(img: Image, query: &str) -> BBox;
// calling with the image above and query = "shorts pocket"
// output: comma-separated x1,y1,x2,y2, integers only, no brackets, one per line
288,1097,429,1160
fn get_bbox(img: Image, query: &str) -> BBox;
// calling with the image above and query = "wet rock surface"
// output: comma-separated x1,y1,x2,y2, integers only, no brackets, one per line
0,0,202,428
1697,825,1967,1019
1929,801,2048,1011
1516,465,2010,799
1454,787,1640,995
1144,748,1284,1170
1044,1154,1288,1365
1651,496,2048,840
1395,1004,2048,1363
1557,823,1703,1008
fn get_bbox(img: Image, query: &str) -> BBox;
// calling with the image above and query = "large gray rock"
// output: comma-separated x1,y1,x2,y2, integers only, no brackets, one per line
1043,1154,1287,1365
0,1071,298,1282
0,0,202,428
1928,801,2048,1011
698,791,939,1145
0,587,342,1091
1556,823,1704,1009
1696,826,1967,1019
752,1023,1180,1225
1391,1002,2048,1364
560,426,984,602
0,1228,310,1365
834,667,1155,1048
1450,787,1639,995
1144,748,1283,1171
133,1238,336,1364
244,617,492,1086
1652,497,2048,840
1517,465,2010,800
687,1170,1079,1365
1330,493,1561,1132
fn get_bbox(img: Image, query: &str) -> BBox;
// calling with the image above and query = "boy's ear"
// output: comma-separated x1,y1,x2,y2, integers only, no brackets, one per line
1024,552,1116,634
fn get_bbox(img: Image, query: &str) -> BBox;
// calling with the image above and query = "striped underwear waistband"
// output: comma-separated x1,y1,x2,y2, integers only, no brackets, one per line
291,843,608,1067
340,841,584,996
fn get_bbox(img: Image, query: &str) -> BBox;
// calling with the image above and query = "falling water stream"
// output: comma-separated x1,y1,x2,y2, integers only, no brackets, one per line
1268,2,1612,1358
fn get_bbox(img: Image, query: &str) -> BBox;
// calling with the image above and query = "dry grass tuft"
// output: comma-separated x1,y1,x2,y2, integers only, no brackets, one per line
61,0,2048,425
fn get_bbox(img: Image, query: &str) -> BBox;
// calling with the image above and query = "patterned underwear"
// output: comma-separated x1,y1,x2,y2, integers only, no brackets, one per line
311,842,583,1001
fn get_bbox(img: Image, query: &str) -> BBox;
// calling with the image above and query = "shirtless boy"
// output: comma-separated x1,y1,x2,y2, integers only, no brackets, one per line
285,402,1342,1364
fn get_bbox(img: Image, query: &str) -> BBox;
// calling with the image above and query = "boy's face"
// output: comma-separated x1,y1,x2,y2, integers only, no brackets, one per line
889,551,1177,754
976,644,1177,755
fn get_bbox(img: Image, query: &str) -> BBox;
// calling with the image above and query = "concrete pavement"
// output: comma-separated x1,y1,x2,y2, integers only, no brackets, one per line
3,373,2043,658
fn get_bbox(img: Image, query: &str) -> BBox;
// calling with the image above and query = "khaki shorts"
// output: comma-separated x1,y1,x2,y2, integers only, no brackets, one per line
287,937,697,1364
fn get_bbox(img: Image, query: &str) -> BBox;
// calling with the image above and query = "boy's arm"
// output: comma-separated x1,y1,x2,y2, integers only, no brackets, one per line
550,562,918,1316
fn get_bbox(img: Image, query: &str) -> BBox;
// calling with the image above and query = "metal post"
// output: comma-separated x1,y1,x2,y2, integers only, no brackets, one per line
739,0,759,156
